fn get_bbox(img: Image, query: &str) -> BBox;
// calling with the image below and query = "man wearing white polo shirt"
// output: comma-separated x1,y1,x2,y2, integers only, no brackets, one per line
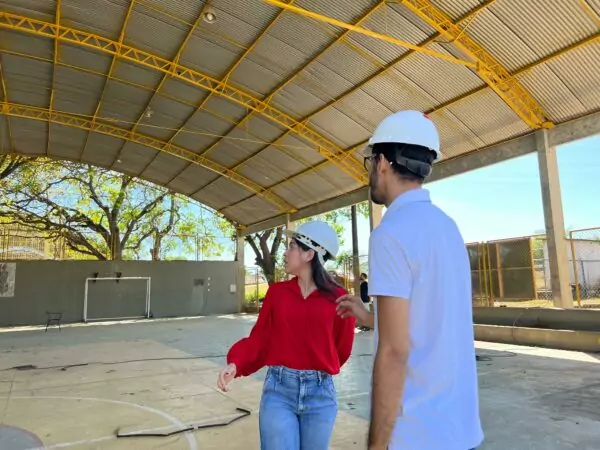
337,111,483,450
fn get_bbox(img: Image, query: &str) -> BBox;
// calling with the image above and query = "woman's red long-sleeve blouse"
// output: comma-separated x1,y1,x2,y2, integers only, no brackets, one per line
227,278,356,378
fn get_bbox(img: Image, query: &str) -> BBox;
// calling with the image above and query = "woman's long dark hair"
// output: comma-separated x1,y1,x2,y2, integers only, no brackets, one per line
296,239,343,294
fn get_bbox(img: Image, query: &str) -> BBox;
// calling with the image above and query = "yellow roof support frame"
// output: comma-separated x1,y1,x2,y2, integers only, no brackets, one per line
263,0,553,130
0,101,294,213
0,12,367,185
398,0,553,129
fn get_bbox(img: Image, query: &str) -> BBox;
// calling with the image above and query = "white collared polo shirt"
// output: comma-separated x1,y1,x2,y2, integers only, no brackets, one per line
369,188,483,450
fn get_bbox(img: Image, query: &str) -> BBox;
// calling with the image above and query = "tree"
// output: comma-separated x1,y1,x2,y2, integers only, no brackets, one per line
0,154,34,183
0,159,232,260
245,203,370,285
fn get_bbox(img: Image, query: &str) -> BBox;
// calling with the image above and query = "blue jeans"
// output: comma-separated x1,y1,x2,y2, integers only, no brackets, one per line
259,366,338,450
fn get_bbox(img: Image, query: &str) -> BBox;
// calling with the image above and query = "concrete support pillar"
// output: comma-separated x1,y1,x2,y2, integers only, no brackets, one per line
235,232,245,313
369,197,383,231
536,130,573,308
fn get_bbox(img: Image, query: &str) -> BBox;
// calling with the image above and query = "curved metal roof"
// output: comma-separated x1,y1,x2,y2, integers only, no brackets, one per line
0,0,599,229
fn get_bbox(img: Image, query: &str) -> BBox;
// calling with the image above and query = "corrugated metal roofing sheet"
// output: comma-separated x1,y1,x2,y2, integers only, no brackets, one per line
62,0,129,40
267,12,338,56
168,162,216,188
60,44,113,75
82,133,121,167
180,34,240,78
0,31,53,61
196,6,264,49
359,69,437,115
443,88,532,150
140,152,189,185
396,42,484,105
429,0,483,21
126,9,189,60
309,107,371,148
159,78,208,108
221,194,283,225
270,83,329,119
10,117,48,155
2,0,55,23
347,3,430,66
2,0,600,226
138,0,207,25
297,0,378,24
539,40,600,116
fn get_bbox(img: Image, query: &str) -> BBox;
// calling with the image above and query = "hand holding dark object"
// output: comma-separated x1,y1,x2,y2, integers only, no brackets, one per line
217,363,237,392
336,294,375,329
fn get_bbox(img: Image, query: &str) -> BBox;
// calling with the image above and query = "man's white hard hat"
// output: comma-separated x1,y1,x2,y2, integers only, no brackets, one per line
286,221,339,265
369,110,442,161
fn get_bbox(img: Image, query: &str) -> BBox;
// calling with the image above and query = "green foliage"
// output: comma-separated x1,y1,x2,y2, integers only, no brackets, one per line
246,203,370,283
0,159,234,260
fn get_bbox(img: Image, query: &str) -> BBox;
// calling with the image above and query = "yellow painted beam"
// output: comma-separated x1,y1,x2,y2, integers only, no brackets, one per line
0,11,366,184
46,0,61,156
161,0,296,185
400,0,552,129
261,0,476,67
120,1,214,171
0,101,293,212
0,56,14,151
0,46,318,160
222,31,599,212
188,1,386,198
214,0,494,201
80,0,136,162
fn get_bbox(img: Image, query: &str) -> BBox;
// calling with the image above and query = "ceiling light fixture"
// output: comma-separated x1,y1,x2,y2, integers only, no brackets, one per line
203,8,217,24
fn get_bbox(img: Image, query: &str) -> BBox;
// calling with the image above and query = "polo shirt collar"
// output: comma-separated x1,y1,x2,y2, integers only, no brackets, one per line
384,188,431,218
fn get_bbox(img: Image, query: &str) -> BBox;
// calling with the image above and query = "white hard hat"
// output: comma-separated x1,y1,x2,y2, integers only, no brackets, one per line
369,110,442,160
286,221,339,265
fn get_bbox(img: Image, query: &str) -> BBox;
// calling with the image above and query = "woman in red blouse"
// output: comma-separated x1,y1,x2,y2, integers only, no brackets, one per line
217,220,356,450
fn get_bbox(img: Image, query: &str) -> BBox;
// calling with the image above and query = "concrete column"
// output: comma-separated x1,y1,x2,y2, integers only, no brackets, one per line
235,232,245,313
536,130,573,308
369,197,383,231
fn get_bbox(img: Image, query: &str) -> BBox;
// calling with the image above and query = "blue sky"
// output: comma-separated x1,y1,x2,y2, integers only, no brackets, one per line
335,134,600,258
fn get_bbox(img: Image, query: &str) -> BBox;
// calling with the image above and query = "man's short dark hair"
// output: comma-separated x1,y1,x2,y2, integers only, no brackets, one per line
361,272,368,278
372,142,436,183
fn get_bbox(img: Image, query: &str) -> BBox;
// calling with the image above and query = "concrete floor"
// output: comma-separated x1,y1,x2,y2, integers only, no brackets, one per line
1,315,599,449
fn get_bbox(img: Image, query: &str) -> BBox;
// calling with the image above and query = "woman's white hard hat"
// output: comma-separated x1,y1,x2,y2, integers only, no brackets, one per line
368,110,442,161
286,221,339,265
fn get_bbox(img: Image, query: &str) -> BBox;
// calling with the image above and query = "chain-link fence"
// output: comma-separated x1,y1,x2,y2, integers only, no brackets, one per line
0,226,235,261
569,227,600,307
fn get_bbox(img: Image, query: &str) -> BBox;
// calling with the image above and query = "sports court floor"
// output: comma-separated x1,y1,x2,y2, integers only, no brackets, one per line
1,315,599,449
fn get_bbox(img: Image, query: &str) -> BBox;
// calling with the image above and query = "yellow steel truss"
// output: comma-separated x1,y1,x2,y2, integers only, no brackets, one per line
0,12,367,184
219,1,495,201
225,31,600,212
122,2,214,172
0,57,14,151
191,1,386,198
0,101,293,212
162,0,296,186
47,0,61,156
81,0,136,162
400,0,553,129
261,0,476,67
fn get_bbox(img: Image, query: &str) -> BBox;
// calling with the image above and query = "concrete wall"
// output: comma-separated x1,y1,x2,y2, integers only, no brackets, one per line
0,260,240,327
473,307,600,332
